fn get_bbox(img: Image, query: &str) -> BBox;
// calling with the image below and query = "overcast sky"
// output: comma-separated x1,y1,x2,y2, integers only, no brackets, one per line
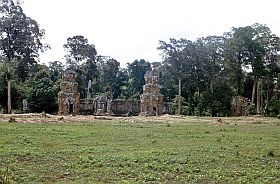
21,0,280,67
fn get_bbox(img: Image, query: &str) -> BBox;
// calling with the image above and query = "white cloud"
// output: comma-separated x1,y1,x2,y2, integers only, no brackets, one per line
22,0,280,67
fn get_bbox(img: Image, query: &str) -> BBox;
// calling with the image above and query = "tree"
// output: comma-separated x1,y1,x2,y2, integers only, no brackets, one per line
115,68,129,99
127,59,151,99
0,62,24,112
194,36,226,115
27,69,58,113
199,36,225,91
158,38,192,114
224,24,279,114
48,60,64,82
63,35,98,98
201,78,234,116
256,28,280,115
100,58,120,99
0,0,47,113
64,35,97,69
224,27,252,96
0,63,8,112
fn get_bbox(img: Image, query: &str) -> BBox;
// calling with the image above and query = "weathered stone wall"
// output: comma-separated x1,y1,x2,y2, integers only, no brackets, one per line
110,99,140,115
163,102,172,114
231,96,249,116
79,98,142,116
80,99,94,114
94,96,108,115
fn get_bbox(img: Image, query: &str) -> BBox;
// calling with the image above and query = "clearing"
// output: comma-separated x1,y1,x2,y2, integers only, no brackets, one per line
0,114,280,183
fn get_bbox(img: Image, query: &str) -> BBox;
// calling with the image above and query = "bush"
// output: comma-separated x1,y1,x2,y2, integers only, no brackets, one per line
269,96,280,116
249,103,257,115
27,70,58,113
201,80,234,117
172,95,188,115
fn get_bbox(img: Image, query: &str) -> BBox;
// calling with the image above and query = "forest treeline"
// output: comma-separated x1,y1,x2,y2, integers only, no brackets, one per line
0,0,280,116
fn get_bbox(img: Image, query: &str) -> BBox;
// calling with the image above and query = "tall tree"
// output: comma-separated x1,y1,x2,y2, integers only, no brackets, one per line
224,27,251,96
0,0,47,113
127,59,151,99
100,58,120,99
225,24,280,114
259,31,280,114
196,36,226,116
158,38,192,114
63,35,98,98
48,60,64,82
116,68,129,99
199,36,225,92
27,69,58,113
63,35,97,69
0,61,24,112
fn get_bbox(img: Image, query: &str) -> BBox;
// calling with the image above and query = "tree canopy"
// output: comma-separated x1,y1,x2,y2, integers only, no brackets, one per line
0,1,279,116
0,0,47,113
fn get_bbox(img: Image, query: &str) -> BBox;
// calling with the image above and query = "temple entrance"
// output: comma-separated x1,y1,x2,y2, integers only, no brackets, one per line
69,104,74,113
153,107,157,114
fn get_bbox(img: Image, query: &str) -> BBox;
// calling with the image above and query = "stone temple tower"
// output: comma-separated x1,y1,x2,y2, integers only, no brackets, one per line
58,70,80,115
140,70,164,116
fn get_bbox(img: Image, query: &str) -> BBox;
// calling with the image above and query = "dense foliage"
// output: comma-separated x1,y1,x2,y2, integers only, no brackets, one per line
0,1,280,116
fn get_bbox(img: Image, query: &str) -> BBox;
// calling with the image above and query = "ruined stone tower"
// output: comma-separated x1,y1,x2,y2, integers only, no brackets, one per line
58,70,80,115
140,70,164,116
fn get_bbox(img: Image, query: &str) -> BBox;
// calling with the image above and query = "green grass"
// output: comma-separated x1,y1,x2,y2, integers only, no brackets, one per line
0,117,280,183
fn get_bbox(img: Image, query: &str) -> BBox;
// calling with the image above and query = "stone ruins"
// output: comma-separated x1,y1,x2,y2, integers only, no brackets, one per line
140,70,164,116
231,96,249,116
58,70,171,116
58,70,80,115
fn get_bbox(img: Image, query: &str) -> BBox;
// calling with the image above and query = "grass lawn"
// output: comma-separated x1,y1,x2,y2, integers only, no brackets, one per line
0,116,280,183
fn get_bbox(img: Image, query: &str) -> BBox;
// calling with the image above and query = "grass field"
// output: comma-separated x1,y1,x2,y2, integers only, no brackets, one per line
0,115,280,183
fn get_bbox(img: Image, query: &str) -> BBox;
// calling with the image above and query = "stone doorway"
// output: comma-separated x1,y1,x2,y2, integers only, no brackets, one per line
69,104,74,113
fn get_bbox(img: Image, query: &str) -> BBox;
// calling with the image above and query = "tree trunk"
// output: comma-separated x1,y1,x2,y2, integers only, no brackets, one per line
265,81,272,115
7,60,11,114
7,80,11,114
210,78,213,94
110,86,113,100
198,89,202,116
237,61,242,95
251,78,257,104
260,79,263,114
210,78,214,117
256,78,262,115
178,77,182,115
278,73,280,88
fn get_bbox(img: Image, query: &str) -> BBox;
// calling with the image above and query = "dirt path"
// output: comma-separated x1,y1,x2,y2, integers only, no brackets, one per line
0,113,279,124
